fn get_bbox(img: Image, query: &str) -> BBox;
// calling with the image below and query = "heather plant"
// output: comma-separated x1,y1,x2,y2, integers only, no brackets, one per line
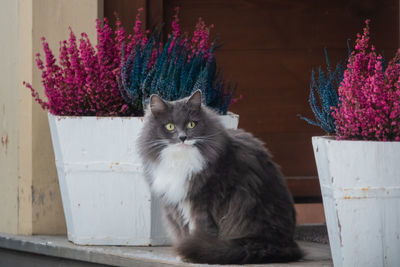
299,49,345,133
26,8,236,116
120,9,236,115
119,32,158,114
24,9,148,116
332,20,400,141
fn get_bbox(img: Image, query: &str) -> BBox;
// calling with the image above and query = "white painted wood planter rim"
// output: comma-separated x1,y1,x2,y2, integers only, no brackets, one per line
312,136,400,267
48,112,239,246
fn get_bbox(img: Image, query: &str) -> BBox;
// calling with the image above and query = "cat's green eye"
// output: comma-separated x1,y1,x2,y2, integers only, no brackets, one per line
187,121,196,129
165,123,175,131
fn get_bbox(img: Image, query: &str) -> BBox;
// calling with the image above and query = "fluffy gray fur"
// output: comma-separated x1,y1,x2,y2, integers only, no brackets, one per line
138,91,302,264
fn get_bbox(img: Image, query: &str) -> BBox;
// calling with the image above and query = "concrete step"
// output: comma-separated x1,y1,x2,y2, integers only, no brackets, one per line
0,231,332,267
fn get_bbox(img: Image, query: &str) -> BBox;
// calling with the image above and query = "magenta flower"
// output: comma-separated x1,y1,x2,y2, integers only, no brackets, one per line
333,20,400,141
24,9,148,116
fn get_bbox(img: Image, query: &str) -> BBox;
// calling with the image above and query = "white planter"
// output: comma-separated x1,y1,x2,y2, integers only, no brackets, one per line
48,113,239,246
312,136,400,267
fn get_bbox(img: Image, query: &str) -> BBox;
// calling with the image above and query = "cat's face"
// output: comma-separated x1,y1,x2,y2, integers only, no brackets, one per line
139,90,226,164
148,91,206,147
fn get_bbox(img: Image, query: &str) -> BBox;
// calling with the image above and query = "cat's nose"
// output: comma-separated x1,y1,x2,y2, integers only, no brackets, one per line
179,135,187,142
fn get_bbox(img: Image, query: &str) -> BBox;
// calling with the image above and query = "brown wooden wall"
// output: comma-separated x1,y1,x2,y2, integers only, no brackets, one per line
105,0,399,204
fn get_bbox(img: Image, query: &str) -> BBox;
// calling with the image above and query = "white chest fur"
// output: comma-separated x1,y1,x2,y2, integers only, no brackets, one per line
150,144,205,205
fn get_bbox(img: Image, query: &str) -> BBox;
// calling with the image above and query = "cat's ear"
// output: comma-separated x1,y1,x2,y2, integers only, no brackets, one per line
150,94,168,116
187,90,202,110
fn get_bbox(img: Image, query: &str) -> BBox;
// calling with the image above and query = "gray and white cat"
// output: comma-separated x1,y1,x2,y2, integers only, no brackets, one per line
138,90,302,264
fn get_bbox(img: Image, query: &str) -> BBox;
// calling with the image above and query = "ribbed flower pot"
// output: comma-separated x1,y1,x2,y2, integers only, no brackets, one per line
312,136,400,267
48,113,239,246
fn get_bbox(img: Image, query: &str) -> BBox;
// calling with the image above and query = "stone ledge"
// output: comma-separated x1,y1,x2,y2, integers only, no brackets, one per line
0,233,332,267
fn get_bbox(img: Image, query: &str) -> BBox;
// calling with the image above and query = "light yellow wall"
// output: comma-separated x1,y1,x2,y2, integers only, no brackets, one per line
17,0,34,235
0,0,103,235
0,0,20,235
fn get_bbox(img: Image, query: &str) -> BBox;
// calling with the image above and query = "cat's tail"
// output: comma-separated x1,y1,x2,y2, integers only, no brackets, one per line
175,236,303,264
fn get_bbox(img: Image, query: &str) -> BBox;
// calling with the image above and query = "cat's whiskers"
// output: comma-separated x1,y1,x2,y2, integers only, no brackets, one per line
143,140,169,153
194,131,223,139
193,135,222,145
144,139,168,146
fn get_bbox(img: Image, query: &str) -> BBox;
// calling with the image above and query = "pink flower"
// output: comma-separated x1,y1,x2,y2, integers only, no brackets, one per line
332,20,400,141
24,9,149,116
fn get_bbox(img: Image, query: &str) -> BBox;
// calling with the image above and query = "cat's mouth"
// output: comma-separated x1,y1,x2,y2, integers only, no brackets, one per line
174,139,196,146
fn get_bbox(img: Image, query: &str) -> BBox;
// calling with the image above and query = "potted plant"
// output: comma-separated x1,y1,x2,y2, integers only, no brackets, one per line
25,9,239,246
302,21,400,267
